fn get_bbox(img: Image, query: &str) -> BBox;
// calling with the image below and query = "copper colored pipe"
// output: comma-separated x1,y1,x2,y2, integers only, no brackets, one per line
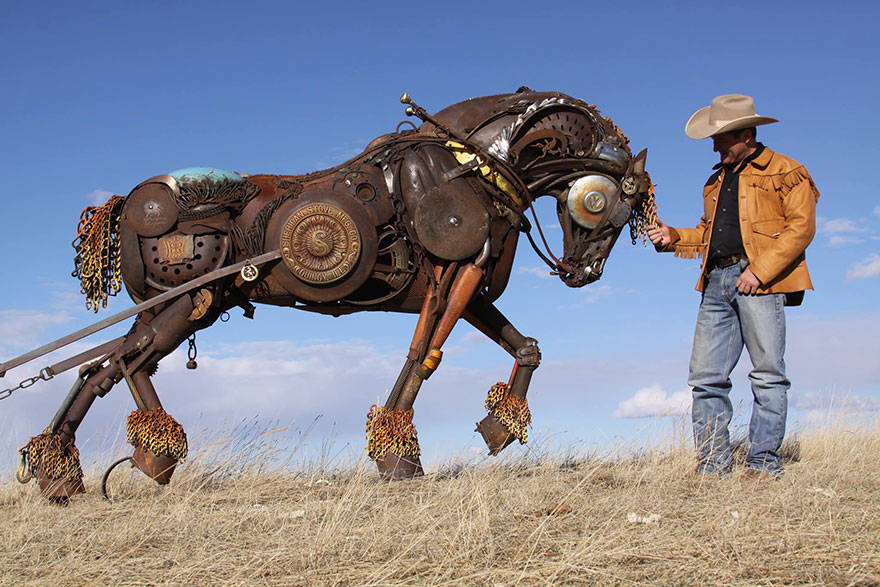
407,265,443,361
426,264,483,353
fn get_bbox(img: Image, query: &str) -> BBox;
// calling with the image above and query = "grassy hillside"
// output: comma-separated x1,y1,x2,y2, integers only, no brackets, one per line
1,424,878,585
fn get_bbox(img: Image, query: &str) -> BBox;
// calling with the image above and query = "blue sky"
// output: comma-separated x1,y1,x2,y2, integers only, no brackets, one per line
1,1,878,473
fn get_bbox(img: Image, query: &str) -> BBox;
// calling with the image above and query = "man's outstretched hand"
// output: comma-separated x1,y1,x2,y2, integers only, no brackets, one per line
647,221,672,247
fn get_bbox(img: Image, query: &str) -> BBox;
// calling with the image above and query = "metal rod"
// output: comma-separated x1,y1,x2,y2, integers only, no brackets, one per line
45,336,125,377
48,376,86,434
0,250,281,376
119,359,147,412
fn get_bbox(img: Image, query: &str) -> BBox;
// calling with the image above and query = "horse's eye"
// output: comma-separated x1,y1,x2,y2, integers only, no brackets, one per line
566,175,618,229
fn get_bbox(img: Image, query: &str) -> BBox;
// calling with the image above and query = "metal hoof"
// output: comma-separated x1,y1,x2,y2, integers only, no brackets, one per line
101,456,134,501
376,452,424,480
130,445,178,485
476,413,516,455
37,476,86,501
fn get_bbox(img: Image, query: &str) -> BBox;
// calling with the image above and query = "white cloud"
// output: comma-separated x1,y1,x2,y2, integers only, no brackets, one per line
874,204,880,219
846,253,880,280
86,189,115,206
517,266,554,280
613,384,690,418
819,218,864,235
791,390,880,413
556,284,613,310
800,407,880,428
828,235,864,247
0,309,71,351
459,330,489,345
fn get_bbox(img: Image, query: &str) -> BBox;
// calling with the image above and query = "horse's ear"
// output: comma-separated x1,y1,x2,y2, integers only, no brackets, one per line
632,148,648,175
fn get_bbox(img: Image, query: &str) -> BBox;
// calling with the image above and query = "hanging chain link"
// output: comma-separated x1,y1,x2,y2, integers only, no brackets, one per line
0,368,54,401
186,334,198,370
71,195,125,312
629,183,659,246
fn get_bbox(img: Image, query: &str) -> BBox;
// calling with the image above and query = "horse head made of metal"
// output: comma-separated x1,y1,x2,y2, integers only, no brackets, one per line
427,88,654,287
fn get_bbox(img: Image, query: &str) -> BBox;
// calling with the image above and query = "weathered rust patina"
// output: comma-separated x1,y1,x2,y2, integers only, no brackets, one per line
4,88,657,497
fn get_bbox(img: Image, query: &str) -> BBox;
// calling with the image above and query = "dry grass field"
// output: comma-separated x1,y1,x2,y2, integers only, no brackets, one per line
1,423,878,586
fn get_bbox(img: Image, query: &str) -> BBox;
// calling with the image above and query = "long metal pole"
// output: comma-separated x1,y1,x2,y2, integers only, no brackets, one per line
0,250,281,376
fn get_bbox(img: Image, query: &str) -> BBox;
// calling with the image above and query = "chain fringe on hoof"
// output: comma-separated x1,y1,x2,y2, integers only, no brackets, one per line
126,408,188,460
20,433,84,482
485,382,531,444
365,405,421,461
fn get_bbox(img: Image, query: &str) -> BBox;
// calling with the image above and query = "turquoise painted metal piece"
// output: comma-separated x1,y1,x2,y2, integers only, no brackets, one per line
169,166,243,184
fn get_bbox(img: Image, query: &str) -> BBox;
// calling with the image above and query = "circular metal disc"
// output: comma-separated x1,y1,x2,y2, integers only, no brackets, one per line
264,191,378,303
413,184,490,260
567,174,618,230
279,202,362,284
123,183,179,237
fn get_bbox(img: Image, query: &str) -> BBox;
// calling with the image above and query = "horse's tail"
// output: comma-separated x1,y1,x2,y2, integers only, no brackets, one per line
72,194,126,312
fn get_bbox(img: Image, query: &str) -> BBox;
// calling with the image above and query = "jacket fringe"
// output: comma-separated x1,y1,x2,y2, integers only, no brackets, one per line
771,166,813,194
673,243,705,259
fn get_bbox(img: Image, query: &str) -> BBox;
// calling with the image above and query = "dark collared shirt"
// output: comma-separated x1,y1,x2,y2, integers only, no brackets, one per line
708,143,766,261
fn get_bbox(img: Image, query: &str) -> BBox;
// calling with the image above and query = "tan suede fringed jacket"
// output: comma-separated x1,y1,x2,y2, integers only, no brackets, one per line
661,147,819,294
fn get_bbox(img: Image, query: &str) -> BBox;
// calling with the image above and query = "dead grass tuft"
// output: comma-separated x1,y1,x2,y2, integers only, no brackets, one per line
1,423,878,585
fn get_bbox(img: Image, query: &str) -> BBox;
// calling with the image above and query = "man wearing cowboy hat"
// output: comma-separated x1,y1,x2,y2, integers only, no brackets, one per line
648,94,819,478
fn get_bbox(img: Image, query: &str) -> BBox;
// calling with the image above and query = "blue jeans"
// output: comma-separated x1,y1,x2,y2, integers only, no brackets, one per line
689,260,789,475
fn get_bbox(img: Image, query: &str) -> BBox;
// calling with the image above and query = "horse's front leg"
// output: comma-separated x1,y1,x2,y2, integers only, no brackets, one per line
465,296,541,455
368,260,487,479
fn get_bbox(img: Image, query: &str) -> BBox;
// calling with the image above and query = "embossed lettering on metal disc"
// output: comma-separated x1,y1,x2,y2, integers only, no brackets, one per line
280,203,361,284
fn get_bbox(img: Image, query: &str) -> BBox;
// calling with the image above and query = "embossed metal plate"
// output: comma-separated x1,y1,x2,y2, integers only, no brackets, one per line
157,234,194,265
279,202,362,284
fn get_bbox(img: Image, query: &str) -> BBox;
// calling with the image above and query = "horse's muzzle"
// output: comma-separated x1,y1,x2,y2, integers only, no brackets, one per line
559,257,605,288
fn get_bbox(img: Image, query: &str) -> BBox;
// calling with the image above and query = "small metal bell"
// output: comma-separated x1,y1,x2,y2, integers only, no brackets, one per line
186,359,198,370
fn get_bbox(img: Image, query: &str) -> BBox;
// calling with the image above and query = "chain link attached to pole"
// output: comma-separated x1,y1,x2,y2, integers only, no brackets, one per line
0,368,54,401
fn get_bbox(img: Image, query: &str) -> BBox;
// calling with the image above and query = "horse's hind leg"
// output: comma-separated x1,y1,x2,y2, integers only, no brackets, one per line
20,293,207,498
465,296,541,455
112,293,209,483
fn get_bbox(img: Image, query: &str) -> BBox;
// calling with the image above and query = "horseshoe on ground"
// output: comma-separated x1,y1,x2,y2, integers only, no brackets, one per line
100,456,134,502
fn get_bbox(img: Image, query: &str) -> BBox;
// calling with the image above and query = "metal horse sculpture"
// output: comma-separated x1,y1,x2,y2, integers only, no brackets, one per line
3,89,655,500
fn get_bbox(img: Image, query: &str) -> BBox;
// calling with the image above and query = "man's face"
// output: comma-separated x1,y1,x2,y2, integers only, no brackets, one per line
712,129,753,166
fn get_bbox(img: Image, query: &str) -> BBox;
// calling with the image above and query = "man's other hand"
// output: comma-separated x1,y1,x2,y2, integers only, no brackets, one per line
736,267,762,295
647,221,672,247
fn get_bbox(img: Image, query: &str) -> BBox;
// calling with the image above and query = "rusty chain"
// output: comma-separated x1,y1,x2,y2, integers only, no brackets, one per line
0,368,54,401
629,183,659,246
485,382,531,444
126,408,188,460
71,194,125,312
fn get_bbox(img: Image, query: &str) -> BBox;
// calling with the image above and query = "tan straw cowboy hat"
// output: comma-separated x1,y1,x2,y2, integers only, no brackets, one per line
685,94,778,140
